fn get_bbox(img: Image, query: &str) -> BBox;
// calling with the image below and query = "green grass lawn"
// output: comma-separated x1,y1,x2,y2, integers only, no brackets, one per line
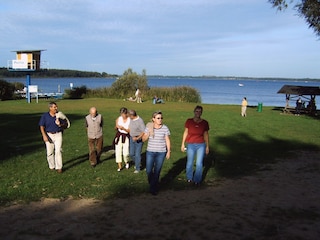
0,98,319,206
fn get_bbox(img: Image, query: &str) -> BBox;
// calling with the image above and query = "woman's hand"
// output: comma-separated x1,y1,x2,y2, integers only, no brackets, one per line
181,145,186,152
206,146,210,155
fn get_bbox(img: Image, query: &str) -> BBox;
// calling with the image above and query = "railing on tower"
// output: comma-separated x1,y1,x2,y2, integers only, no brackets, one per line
7,60,49,71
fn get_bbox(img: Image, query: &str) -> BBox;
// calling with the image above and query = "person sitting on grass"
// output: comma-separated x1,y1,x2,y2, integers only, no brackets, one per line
126,97,137,102
153,96,165,104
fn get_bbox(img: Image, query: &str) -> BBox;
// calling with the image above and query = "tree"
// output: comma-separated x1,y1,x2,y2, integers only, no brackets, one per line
0,79,15,100
269,0,320,36
111,68,149,98
64,85,87,99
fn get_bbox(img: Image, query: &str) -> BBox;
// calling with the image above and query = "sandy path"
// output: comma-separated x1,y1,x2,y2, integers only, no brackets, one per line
1,151,320,240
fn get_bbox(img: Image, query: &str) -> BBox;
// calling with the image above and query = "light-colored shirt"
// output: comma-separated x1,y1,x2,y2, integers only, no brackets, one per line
242,99,248,107
129,116,145,137
145,125,170,152
117,116,130,134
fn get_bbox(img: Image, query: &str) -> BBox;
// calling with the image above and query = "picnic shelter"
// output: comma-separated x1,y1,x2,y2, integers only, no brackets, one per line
277,85,320,115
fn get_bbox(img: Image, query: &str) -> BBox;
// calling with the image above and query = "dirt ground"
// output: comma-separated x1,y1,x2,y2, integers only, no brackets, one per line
1,151,320,240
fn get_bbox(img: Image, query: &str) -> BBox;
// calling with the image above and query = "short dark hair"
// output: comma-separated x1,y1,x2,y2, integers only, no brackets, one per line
194,105,203,112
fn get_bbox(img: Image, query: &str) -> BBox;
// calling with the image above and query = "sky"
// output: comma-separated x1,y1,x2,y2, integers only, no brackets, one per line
1,0,320,78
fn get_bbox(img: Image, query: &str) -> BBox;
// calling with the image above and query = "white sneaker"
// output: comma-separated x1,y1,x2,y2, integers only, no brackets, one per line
125,163,129,169
117,168,121,172
134,170,139,174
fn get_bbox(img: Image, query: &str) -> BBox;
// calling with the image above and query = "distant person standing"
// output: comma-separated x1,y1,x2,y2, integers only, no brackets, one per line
39,102,69,173
128,109,145,173
181,105,209,185
135,88,142,103
143,111,171,195
114,107,131,171
85,107,103,167
295,97,302,115
241,97,248,117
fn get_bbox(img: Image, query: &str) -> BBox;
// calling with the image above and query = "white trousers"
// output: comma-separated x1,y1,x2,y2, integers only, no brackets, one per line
46,132,63,170
115,135,129,163
241,106,247,117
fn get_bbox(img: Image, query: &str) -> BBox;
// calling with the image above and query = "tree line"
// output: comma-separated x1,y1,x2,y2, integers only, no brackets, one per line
0,67,118,78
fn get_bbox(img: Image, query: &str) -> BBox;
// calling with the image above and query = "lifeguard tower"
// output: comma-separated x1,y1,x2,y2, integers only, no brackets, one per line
7,49,48,103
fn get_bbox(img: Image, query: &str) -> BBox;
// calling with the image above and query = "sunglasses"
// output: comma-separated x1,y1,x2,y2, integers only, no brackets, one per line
156,117,163,119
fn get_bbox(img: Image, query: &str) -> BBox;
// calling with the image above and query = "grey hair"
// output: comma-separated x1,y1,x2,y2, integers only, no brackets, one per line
128,109,137,116
49,102,57,107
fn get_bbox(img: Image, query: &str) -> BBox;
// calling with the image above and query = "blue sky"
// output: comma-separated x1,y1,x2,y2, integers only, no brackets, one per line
1,0,319,78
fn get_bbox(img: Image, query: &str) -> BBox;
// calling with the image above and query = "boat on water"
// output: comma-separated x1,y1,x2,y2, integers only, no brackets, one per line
238,83,244,87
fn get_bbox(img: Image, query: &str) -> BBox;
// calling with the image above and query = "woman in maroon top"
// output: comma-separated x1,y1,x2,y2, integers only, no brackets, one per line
181,105,209,185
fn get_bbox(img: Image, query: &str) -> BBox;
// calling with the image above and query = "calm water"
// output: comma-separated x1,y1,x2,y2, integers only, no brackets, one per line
5,77,320,107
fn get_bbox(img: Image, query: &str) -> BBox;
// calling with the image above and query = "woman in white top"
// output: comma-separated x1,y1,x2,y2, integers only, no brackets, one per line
114,107,131,171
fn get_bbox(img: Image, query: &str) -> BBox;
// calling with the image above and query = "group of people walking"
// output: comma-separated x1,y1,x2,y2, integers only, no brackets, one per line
39,102,210,195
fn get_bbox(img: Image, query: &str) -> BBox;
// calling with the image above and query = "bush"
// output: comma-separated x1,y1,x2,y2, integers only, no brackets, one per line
64,85,87,99
61,68,201,103
81,85,201,103
12,82,25,91
110,68,149,98
85,87,113,98
0,79,15,101
145,86,201,103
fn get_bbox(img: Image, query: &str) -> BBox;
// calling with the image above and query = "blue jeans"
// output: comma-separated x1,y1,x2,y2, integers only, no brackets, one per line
146,151,166,193
129,137,143,171
186,143,206,183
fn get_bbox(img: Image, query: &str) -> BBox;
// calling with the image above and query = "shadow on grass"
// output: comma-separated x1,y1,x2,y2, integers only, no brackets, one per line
2,111,320,201
0,112,47,162
213,132,319,178
107,131,319,199
63,145,114,171
272,107,320,120
0,113,87,163
159,151,215,189
160,156,186,186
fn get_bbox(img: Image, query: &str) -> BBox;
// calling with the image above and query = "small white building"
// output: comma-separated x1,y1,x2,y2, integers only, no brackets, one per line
7,49,48,71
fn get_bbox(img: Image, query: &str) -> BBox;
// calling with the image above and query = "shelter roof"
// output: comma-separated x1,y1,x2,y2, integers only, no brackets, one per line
11,49,46,53
277,85,320,95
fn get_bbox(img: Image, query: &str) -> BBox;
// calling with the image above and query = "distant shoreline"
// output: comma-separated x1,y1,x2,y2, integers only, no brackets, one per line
1,67,319,81
147,75,320,82
3,75,320,82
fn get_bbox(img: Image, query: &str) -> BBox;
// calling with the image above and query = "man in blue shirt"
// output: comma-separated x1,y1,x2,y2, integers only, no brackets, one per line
39,102,68,173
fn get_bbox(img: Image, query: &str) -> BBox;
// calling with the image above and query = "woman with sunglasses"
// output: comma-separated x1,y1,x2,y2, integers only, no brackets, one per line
181,105,209,185
143,111,171,195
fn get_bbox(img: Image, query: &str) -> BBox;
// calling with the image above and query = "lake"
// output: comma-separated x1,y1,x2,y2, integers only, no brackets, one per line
5,77,320,107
